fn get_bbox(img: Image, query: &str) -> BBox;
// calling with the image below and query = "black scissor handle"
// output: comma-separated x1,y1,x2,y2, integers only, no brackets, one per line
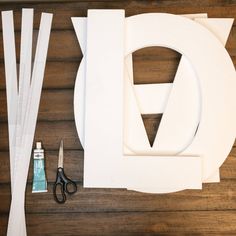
53,168,77,204
53,181,66,204
57,167,77,195
65,179,77,195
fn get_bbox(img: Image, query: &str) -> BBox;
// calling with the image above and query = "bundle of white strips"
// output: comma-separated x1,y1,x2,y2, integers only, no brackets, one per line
2,9,52,236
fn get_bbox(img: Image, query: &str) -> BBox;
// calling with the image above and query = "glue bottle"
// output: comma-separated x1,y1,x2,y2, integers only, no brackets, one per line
32,142,48,193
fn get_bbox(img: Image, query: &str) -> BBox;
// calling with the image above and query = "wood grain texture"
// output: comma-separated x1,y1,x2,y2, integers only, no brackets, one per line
1,211,236,236
1,147,236,185
0,179,236,214
1,0,236,235
0,121,81,151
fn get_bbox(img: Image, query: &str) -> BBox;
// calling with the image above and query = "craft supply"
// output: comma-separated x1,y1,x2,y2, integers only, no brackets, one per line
32,142,47,193
72,11,202,190
83,10,125,188
2,8,53,236
72,11,236,193
2,10,18,189
53,140,77,204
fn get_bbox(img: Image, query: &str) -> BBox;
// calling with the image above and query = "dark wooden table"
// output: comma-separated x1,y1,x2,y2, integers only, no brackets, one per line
1,0,236,235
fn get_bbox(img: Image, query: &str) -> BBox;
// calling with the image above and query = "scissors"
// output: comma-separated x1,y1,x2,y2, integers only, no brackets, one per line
53,140,77,204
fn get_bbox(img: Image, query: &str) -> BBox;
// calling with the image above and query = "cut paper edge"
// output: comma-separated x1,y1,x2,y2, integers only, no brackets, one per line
195,18,234,46
71,17,87,54
124,155,202,193
204,169,220,183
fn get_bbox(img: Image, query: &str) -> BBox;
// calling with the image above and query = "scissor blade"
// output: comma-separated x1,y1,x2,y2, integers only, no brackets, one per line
58,140,64,168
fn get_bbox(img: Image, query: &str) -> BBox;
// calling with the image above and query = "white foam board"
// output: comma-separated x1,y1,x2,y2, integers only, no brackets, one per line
73,12,235,190
83,10,125,187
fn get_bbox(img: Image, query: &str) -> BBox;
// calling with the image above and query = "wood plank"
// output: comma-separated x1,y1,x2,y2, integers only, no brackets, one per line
1,1,236,30
0,61,78,90
1,179,236,214
0,90,74,121
1,147,236,185
0,30,81,61
0,150,83,184
0,121,82,151
221,147,236,179
1,210,236,235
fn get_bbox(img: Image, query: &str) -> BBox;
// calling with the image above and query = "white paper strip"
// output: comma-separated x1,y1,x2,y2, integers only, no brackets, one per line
84,10,125,188
13,9,34,190
134,83,172,114
3,11,53,236
19,9,33,120
1,11,18,188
